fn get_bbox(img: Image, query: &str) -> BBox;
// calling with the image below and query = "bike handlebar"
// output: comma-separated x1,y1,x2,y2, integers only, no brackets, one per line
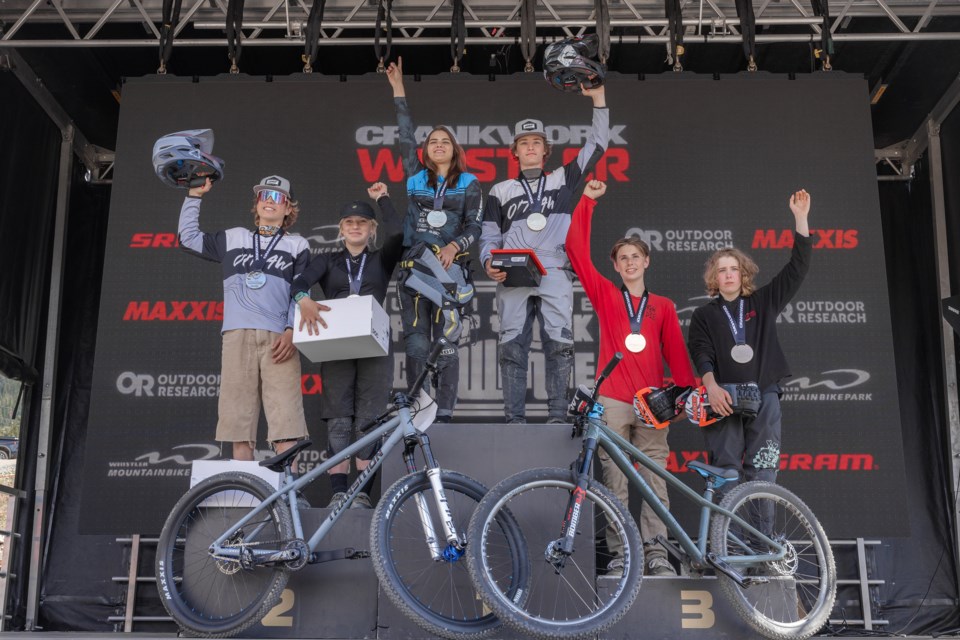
407,337,449,399
593,352,622,402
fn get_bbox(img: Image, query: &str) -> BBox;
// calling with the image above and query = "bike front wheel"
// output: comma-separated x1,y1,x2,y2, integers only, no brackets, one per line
466,467,643,640
371,470,529,640
155,471,293,638
709,480,837,640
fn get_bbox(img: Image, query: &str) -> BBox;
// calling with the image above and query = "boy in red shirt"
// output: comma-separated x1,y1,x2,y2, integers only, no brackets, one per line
567,180,696,576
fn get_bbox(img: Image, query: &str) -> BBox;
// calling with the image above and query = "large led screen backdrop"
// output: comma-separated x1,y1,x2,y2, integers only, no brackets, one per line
80,73,907,537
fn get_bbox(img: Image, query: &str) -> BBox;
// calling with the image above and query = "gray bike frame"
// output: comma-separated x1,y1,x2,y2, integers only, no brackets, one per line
207,402,458,564
589,417,787,567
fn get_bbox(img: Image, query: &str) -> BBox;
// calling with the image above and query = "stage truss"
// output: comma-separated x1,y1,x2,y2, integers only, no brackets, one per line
0,0,959,49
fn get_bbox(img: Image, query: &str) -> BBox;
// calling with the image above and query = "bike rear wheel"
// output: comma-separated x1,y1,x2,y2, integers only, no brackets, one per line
709,480,837,640
466,467,643,640
371,470,529,640
156,472,293,638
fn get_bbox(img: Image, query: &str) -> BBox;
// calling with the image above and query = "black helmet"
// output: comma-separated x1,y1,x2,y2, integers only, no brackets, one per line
542,34,606,93
152,129,226,189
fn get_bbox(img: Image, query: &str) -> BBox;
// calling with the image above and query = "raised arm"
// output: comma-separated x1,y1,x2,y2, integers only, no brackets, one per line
765,189,813,312
387,57,423,177
369,181,405,267
565,180,608,298
178,177,225,262
562,84,610,187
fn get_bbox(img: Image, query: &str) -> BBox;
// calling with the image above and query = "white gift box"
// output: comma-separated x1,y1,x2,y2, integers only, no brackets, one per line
293,294,391,363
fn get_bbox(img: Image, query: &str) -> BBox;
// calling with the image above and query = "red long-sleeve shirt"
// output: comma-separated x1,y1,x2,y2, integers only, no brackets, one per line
567,196,696,404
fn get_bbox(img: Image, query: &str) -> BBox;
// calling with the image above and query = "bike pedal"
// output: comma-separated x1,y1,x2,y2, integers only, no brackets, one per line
653,534,685,562
347,548,371,560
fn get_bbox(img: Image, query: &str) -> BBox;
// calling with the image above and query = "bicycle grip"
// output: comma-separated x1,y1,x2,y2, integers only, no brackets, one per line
599,352,623,380
427,337,449,368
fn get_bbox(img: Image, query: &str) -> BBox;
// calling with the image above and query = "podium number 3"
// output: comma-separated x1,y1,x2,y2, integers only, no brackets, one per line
262,589,295,627
680,590,715,629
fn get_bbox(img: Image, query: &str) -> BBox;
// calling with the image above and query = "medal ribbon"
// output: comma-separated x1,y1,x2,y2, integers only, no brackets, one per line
251,229,285,272
721,298,747,346
621,288,649,336
432,179,449,211
346,253,367,296
516,174,547,214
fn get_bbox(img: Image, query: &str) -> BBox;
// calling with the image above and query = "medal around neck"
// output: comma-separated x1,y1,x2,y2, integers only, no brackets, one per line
245,271,267,290
625,332,647,353
426,210,447,228
731,343,754,363
526,212,547,231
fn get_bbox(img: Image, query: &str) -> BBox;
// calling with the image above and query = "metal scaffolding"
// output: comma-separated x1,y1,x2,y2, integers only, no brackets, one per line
0,0,959,48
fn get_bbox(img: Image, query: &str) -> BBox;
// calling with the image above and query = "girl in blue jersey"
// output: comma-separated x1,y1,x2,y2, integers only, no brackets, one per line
385,57,483,422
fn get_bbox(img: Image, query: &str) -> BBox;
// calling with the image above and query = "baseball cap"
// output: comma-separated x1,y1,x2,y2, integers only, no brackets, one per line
339,201,376,220
513,119,547,142
253,175,292,199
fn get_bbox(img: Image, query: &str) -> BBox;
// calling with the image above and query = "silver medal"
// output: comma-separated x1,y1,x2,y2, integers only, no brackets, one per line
731,344,754,363
625,333,647,353
526,212,547,232
245,271,267,290
426,209,447,228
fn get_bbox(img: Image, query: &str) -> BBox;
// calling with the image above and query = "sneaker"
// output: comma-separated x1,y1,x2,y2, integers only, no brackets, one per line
605,558,624,577
545,417,567,425
351,492,373,509
647,556,677,577
506,417,527,425
434,415,452,424
325,492,347,509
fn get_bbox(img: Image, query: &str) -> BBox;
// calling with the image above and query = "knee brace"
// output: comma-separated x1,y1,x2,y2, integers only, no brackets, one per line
325,417,353,457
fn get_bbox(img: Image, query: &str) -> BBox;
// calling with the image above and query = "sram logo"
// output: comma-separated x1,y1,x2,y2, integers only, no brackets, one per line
130,232,179,248
752,229,858,249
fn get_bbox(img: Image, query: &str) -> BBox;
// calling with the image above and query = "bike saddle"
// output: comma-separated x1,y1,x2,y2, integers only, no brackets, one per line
259,439,313,472
686,460,739,486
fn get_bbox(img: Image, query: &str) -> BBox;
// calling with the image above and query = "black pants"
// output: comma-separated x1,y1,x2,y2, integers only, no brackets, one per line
702,389,782,501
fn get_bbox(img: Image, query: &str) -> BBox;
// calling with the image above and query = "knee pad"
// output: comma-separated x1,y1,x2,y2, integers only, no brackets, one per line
499,340,526,367
325,417,353,456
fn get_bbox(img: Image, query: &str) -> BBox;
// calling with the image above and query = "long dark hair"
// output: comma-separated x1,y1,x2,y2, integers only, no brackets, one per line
422,126,467,190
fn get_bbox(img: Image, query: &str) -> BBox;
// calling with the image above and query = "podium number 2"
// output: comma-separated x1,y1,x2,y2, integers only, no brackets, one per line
680,590,715,629
262,589,295,627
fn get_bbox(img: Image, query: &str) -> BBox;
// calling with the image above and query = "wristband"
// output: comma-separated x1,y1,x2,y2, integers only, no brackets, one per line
294,291,309,302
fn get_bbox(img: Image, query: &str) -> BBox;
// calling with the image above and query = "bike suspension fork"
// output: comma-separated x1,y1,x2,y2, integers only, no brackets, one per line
558,436,598,555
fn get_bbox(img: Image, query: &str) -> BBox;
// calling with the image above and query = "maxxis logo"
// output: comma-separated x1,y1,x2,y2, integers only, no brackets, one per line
751,229,858,249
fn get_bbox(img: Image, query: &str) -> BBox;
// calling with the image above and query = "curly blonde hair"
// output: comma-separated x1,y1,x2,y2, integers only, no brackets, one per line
703,248,760,297
251,197,301,230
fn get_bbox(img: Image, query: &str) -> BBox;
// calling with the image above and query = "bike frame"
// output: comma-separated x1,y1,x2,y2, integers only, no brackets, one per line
566,413,787,569
207,399,460,565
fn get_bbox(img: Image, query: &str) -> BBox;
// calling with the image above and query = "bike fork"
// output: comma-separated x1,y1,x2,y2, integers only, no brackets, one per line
557,436,597,558
404,435,464,561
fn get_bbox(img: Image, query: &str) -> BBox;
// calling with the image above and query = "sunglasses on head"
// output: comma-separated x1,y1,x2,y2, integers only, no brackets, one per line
258,190,288,204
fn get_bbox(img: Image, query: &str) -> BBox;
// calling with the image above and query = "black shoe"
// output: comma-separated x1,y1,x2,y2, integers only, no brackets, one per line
434,415,452,424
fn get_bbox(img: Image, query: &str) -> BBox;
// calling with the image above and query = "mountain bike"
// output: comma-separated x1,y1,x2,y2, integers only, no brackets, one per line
155,338,528,639
466,353,836,640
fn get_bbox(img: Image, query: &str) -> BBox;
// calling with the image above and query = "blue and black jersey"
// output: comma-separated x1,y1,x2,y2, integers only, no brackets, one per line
395,97,483,252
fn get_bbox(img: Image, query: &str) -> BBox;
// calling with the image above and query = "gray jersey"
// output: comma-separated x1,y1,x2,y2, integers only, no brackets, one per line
178,196,311,334
480,107,610,270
